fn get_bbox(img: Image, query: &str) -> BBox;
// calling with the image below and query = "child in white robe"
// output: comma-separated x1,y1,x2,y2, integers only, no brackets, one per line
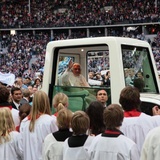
20,90,58,160
88,104,140,160
0,107,23,160
63,111,94,160
43,108,73,160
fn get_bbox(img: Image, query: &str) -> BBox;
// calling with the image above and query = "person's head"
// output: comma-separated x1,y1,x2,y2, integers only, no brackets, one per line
29,90,51,132
119,86,141,111
0,108,15,144
88,72,94,79
71,111,90,135
134,78,145,92
103,104,124,130
34,77,41,86
32,86,38,94
137,71,144,79
28,85,34,95
124,68,129,78
52,92,68,112
11,87,22,103
72,63,81,76
15,77,23,87
0,85,10,103
25,77,32,85
86,101,105,135
57,109,73,129
96,89,108,107
129,68,135,77
19,103,31,122
22,88,30,98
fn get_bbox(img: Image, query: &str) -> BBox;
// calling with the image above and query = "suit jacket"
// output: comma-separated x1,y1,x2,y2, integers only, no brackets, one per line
10,102,19,110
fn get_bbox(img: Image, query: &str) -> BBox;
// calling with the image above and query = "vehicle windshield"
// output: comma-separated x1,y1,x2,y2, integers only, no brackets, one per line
121,45,158,93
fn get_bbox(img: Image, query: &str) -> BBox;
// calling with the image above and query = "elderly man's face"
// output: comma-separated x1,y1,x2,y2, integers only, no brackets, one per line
72,65,81,76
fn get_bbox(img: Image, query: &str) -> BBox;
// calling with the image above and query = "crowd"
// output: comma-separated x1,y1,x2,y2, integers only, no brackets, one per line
1,80,160,159
0,0,160,28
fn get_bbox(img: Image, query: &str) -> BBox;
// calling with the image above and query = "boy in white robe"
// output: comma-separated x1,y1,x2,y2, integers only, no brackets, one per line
63,111,94,160
88,104,140,160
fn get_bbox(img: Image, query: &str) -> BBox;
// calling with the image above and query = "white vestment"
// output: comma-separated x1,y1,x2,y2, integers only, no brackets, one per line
60,71,90,87
63,136,94,160
120,113,155,152
0,131,23,160
11,108,20,127
42,133,63,160
141,126,160,160
88,133,139,160
20,114,58,160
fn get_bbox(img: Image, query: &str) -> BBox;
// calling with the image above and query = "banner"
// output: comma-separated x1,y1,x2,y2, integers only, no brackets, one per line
0,72,15,86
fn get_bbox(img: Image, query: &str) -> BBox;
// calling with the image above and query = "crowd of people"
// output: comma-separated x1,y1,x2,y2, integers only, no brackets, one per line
0,0,160,28
1,80,160,159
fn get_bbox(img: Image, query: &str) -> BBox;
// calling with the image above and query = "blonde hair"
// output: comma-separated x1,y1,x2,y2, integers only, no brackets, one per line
57,109,73,129
29,90,51,132
52,93,68,112
71,111,90,135
0,108,15,144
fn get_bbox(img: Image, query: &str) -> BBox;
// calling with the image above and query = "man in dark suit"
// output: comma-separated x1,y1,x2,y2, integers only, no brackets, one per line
10,87,22,110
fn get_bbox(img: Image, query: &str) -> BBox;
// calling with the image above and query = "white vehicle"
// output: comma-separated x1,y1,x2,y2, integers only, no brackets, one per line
42,36,160,113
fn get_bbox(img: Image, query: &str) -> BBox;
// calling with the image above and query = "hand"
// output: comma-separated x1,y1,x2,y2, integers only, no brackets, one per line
152,106,160,115
68,59,73,69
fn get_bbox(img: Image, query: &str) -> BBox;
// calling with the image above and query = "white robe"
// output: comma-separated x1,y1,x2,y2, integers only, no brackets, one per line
60,71,90,87
11,108,20,127
42,133,63,160
63,136,94,160
140,126,160,160
120,113,155,153
88,134,140,160
0,131,23,160
20,114,58,160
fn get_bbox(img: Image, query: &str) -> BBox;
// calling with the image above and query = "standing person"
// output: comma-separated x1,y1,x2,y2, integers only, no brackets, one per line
0,85,20,127
86,101,105,136
96,89,108,107
88,104,140,160
43,109,73,160
119,86,155,152
0,107,23,160
20,88,30,105
52,92,69,116
60,60,90,87
63,111,94,160
140,126,160,160
20,90,58,160
10,87,22,110
33,77,42,90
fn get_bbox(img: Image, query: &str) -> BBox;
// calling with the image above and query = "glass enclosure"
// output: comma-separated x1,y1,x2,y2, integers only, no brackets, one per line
121,45,158,93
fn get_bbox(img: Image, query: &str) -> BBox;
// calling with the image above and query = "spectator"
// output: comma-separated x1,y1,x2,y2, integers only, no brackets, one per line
88,104,140,160
10,87,22,110
20,88,30,105
0,85,20,127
